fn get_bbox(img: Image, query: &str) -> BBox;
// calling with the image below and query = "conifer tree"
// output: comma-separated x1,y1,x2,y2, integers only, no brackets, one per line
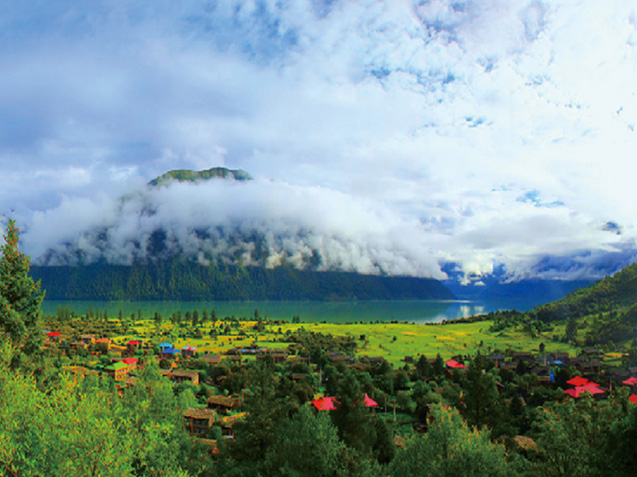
0,220,44,366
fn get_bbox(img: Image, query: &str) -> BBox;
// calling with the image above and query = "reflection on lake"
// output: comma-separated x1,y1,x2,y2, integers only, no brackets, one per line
42,297,541,324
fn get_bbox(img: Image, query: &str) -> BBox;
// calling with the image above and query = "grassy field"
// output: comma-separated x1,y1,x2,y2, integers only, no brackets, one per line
117,319,577,364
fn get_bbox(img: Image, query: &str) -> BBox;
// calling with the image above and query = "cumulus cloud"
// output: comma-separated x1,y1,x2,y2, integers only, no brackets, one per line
1,0,636,283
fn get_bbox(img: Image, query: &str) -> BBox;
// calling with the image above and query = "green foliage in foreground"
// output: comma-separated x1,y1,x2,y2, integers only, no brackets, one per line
391,405,517,477
0,219,45,371
0,343,210,477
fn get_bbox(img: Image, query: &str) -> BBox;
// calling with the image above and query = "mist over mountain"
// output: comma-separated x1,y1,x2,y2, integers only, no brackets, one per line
17,165,636,296
29,167,449,279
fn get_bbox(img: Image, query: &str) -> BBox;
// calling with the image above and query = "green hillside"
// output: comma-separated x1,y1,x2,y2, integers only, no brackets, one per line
31,261,454,301
535,261,637,321
148,167,252,187
488,261,637,346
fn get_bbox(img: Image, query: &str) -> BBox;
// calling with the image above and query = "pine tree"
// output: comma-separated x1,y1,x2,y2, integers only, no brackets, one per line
0,220,45,366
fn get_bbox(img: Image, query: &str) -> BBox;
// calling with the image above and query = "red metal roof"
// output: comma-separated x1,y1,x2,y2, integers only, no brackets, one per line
312,397,337,411
564,384,604,398
445,359,466,369
363,393,378,408
566,376,589,387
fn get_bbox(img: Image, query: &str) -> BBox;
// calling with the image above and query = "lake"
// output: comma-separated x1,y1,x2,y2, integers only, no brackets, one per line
42,297,542,324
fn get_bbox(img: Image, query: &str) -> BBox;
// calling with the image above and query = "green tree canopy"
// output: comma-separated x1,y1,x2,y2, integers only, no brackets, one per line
0,220,45,368
391,404,515,477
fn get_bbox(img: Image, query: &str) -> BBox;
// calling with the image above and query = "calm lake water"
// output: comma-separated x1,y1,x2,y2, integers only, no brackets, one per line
42,297,541,324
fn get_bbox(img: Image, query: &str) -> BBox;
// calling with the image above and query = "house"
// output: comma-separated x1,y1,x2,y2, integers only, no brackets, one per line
486,354,506,368
290,373,310,382
169,369,200,385
257,351,288,363
445,359,466,369
348,362,367,372
161,347,180,359
200,354,223,366
70,341,88,352
95,338,111,352
126,340,142,353
218,413,246,438
582,349,603,357
224,355,242,365
329,353,354,365
182,346,197,358
512,352,534,362
46,331,62,343
183,407,216,436
361,356,386,366
80,335,96,344
122,357,139,371
105,361,129,381
207,395,240,413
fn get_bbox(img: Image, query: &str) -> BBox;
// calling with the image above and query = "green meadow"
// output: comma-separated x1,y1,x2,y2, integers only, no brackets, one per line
116,319,576,365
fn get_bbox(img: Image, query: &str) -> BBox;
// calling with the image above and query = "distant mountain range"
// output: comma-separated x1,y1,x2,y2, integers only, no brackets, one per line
445,278,594,302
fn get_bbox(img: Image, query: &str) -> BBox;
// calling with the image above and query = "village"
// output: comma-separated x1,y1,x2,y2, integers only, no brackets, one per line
42,321,637,457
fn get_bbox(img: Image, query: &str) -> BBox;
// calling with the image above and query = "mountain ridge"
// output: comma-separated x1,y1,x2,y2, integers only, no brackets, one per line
148,167,252,187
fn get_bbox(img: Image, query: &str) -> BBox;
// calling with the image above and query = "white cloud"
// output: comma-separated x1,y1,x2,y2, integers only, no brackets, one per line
1,0,636,283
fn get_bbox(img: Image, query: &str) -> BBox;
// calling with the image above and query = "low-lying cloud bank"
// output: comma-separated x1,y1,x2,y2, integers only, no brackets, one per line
15,175,635,285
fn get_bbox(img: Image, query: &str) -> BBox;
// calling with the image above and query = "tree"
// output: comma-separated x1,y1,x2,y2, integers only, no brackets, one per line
222,361,284,470
530,395,625,477
432,354,446,375
391,404,515,477
332,371,375,454
565,316,577,342
461,354,500,430
0,220,45,367
264,405,346,477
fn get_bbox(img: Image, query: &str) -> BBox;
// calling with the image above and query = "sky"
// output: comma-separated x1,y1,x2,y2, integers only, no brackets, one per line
1,0,636,285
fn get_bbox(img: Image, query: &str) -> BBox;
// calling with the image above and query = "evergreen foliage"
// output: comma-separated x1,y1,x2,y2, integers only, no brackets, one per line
0,220,45,369
31,261,454,301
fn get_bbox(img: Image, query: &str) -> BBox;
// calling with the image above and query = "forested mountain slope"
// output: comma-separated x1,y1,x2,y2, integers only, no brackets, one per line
31,262,454,301
534,261,637,321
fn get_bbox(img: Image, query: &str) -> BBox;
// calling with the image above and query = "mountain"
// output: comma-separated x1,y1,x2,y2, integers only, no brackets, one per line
534,261,637,321
31,166,456,301
31,261,455,301
510,261,637,346
445,278,593,302
148,167,252,187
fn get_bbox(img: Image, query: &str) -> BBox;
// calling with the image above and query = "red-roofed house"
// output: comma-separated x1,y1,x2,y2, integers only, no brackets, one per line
312,397,337,411
445,359,466,369
126,340,142,353
46,331,62,342
122,357,139,371
566,376,589,387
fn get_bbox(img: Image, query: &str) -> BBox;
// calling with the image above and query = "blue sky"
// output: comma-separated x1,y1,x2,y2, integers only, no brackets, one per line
1,0,636,283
